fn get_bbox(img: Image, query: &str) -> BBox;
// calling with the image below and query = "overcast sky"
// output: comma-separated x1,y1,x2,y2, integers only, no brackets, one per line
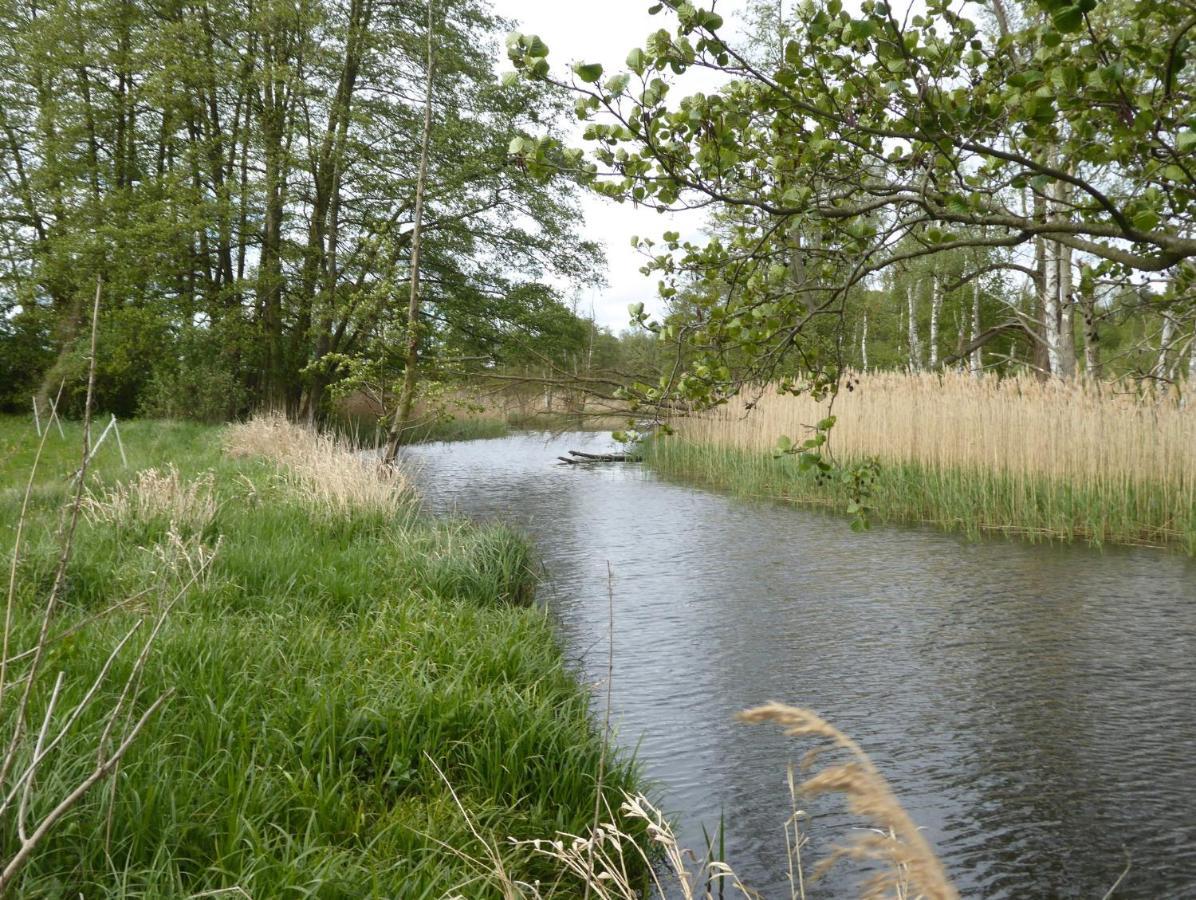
491,0,750,331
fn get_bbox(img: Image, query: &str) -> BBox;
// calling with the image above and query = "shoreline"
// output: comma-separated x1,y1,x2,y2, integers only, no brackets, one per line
0,415,643,896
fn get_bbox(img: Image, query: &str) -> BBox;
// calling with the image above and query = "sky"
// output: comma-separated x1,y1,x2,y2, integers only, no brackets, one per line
491,0,750,331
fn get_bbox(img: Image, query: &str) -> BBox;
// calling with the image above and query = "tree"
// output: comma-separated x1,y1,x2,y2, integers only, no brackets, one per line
507,0,1196,407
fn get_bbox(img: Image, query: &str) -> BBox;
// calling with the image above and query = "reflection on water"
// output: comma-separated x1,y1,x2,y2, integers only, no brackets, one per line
401,432,1196,899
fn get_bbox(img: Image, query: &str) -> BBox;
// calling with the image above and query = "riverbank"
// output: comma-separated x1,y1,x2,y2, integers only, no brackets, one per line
0,415,640,896
649,373,1196,552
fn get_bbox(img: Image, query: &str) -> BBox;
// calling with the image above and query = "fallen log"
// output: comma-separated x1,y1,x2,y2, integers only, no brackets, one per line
556,450,641,465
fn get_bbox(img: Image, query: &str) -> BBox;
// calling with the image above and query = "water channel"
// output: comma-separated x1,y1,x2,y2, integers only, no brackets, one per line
402,431,1196,899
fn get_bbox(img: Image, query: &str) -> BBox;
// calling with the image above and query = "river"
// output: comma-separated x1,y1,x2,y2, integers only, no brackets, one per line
401,431,1196,899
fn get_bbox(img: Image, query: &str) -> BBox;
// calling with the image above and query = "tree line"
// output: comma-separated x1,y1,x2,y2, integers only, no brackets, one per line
0,0,605,421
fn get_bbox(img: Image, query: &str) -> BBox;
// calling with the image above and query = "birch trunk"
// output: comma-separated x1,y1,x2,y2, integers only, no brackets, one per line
929,276,941,369
906,283,922,372
1057,243,1076,378
1080,282,1100,378
384,1,436,463
1157,313,1176,380
860,311,869,373
1042,178,1063,380
970,277,983,377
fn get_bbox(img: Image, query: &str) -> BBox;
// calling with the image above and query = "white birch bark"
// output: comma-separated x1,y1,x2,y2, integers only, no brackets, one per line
929,276,942,369
970,277,983,377
1080,283,1100,378
1058,243,1076,378
906,283,922,372
860,311,869,373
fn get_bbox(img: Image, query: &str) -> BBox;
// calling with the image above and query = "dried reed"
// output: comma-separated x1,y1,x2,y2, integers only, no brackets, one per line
224,414,409,515
680,373,1194,491
740,703,958,900
81,465,218,533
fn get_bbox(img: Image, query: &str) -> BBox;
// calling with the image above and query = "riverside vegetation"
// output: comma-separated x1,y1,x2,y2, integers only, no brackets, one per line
648,373,1196,552
0,411,965,899
0,414,645,896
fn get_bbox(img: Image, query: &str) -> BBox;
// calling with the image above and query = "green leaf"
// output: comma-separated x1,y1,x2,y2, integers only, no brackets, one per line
1161,164,1189,183
626,47,647,74
1050,4,1083,32
1177,131,1196,153
1131,208,1160,232
573,62,604,83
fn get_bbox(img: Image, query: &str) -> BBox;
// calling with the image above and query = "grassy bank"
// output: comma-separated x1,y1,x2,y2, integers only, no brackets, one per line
651,373,1196,552
0,415,640,896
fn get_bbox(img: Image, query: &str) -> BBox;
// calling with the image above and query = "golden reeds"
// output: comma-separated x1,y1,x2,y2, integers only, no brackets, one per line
680,373,1194,491
466,703,958,900
224,414,409,516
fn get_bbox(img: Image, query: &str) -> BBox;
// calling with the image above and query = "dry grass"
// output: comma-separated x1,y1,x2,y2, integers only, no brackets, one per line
740,703,958,900
224,414,409,516
681,373,1194,491
81,466,218,534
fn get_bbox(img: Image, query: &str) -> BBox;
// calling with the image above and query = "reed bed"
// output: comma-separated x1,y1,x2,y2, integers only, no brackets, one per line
652,373,1196,550
225,413,409,516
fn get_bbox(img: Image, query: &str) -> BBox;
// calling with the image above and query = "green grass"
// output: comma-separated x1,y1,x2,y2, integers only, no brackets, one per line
0,416,641,897
645,438,1196,554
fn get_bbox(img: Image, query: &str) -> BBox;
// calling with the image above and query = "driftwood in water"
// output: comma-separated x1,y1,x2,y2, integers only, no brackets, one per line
556,449,640,465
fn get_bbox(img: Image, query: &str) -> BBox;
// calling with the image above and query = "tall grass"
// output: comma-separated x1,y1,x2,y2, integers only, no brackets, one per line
650,372,1196,550
0,415,642,896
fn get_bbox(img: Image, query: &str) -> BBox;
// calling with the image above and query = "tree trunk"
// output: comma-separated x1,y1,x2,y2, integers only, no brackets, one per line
1057,231,1076,378
384,0,436,463
970,277,983,377
1157,313,1176,380
906,282,922,372
929,275,941,369
1080,281,1101,378
860,311,869,373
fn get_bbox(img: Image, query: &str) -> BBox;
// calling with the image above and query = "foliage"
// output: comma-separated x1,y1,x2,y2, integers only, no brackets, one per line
0,416,643,895
507,0,1196,409
0,0,602,420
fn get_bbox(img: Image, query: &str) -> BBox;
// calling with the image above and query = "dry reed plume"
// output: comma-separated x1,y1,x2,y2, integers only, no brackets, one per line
456,703,956,900
82,465,218,533
740,703,958,900
678,372,1195,494
224,414,409,515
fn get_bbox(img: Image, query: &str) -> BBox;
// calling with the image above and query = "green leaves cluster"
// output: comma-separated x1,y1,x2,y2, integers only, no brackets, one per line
508,0,1196,418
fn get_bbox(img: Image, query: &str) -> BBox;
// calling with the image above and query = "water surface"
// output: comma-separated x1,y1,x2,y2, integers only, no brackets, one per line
402,432,1196,899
